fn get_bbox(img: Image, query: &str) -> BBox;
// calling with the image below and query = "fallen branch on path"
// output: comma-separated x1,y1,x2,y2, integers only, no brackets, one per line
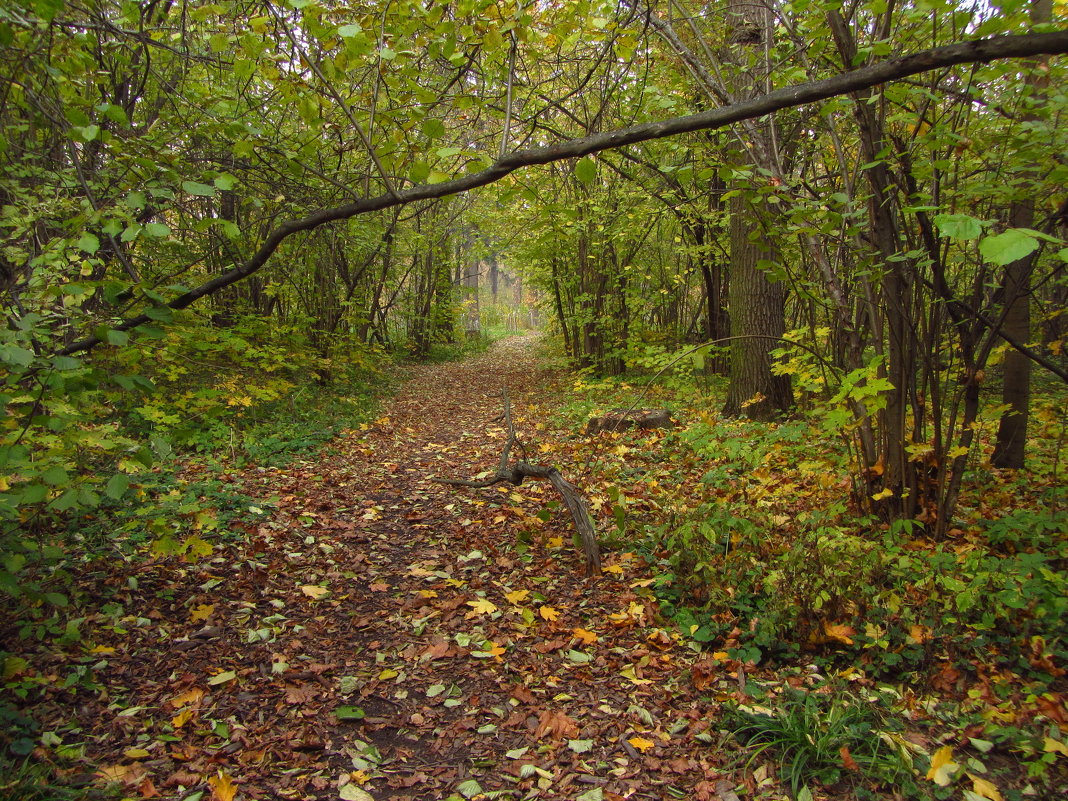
434,391,602,576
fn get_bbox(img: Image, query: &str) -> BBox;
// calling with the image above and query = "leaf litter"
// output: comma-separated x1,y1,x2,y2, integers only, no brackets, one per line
3,338,771,800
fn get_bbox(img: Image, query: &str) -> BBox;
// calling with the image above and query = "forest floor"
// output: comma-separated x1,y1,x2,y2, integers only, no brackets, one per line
11,337,752,801
9,336,1067,801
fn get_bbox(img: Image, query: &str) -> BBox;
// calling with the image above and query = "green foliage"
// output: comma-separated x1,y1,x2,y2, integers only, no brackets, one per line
727,687,914,799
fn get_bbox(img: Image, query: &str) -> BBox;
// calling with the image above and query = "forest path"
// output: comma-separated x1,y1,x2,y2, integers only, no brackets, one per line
41,337,737,801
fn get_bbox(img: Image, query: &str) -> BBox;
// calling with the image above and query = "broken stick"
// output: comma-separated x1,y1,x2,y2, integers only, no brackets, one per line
434,390,602,576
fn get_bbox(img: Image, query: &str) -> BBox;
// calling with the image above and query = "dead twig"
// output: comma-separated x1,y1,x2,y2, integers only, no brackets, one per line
435,390,602,576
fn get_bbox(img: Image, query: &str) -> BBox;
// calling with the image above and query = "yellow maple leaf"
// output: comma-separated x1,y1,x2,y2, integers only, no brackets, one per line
466,598,499,615
871,487,894,501
183,535,214,558
967,773,1003,801
172,707,196,728
907,624,931,644
170,687,204,708
417,589,438,599
603,564,624,575
190,604,214,622
572,628,598,645
90,645,116,654
505,589,530,604
1044,737,1068,756
547,536,564,548
925,745,959,786
301,584,329,599
208,769,238,801
627,601,646,622
823,621,856,645
539,605,561,621
628,736,655,752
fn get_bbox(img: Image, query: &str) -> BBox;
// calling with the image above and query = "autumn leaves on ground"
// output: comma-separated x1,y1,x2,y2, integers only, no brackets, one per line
10,339,740,800
6,337,1066,801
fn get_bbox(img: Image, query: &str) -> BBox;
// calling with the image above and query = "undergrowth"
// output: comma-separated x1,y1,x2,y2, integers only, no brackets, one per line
560,356,1068,798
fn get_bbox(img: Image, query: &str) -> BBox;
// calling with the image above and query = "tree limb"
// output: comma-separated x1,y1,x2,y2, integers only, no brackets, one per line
59,31,1068,357
434,391,602,576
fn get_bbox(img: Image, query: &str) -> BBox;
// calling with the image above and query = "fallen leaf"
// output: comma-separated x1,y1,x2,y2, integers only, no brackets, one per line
628,736,655,752
285,684,317,704
171,707,196,728
840,745,859,771
190,604,214,622
908,624,931,644
1044,737,1068,756
823,620,856,645
572,627,598,645
603,564,624,575
534,710,579,740
466,598,499,615
339,785,374,801
96,763,146,786
369,581,389,592
926,745,959,786
967,773,1003,801
208,770,237,801
505,589,529,604
621,665,652,685
169,688,204,709
207,669,236,685
539,605,560,621
301,584,329,599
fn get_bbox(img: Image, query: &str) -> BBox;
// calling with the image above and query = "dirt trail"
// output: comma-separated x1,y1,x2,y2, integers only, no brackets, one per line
20,337,735,801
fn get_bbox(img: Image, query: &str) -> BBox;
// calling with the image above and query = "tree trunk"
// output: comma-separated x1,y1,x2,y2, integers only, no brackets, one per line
721,0,792,419
722,194,792,419
992,0,1050,469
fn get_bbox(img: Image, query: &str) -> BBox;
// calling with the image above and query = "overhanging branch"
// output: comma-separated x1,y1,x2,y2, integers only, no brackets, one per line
60,31,1068,356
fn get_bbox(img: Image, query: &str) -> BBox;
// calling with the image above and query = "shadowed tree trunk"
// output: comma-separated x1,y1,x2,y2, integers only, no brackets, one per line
992,0,1051,469
721,0,793,420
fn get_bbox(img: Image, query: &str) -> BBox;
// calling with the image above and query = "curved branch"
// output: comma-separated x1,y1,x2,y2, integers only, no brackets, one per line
60,31,1068,357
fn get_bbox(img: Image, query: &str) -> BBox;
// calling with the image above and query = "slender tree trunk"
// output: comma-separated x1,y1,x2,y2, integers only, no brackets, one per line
992,0,1050,468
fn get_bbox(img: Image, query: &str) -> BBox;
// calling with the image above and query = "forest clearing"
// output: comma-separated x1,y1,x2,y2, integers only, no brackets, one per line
2,1,1067,800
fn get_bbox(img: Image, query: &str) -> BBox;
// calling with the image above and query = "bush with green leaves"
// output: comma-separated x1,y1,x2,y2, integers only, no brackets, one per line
726,687,916,800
